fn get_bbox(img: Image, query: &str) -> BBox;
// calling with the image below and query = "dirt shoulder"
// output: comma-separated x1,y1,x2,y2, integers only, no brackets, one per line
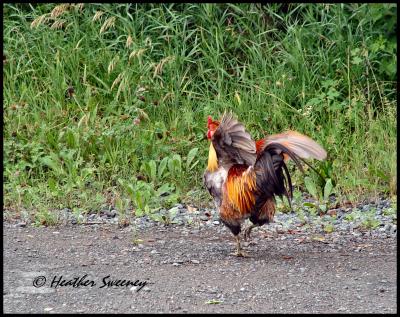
3,224,397,313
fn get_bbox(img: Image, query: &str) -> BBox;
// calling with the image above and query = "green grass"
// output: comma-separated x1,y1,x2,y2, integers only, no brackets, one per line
3,4,397,222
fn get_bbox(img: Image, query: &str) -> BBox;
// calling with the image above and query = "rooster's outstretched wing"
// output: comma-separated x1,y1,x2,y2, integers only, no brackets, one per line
211,112,256,170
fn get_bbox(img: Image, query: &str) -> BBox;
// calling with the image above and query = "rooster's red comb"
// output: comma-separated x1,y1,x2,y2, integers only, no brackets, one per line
207,116,213,127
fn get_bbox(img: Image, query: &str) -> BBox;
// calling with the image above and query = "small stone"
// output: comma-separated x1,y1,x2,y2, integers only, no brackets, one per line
44,307,53,312
384,224,392,233
150,250,158,254
191,260,200,264
362,205,370,212
106,210,117,218
213,220,220,225
327,209,337,216
172,262,181,266
15,222,26,228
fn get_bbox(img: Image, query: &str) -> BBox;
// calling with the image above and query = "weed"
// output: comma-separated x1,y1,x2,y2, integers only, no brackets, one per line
3,4,396,220
34,208,59,226
323,223,335,234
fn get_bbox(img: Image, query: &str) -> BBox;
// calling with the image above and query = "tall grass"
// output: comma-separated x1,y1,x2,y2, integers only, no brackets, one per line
3,4,397,221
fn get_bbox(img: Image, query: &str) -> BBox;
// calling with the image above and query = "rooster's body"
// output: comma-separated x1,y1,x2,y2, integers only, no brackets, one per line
204,113,327,256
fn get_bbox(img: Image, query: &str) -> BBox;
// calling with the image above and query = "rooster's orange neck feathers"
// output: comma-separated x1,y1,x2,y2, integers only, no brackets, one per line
226,166,256,213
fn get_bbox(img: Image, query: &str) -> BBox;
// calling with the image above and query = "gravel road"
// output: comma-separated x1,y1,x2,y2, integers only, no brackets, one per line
3,221,397,314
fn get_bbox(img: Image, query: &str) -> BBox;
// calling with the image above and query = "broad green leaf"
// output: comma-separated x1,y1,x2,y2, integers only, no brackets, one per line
47,177,57,192
323,178,333,201
351,56,363,65
158,157,169,179
303,202,317,209
168,154,182,176
135,208,144,217
172,154,182,173
168,157,175,176
304,176,319,200
186,147,199,171
148,160,157,182
156,183,174,196
135,191,143,209
327,89,340,100
40,155,62,174
140,162,150,180
126,183,135,197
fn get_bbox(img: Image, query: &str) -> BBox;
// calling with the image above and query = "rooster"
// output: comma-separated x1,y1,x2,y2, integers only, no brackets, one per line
204,113,327,256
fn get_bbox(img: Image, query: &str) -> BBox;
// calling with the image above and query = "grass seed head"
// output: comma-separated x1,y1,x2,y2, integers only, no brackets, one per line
100,16,116,34
126,35,133,48
153,56,175,78
92,10,105,22
31,14,49,29
108,55,120,75
51,4,71,18
50,19,66,30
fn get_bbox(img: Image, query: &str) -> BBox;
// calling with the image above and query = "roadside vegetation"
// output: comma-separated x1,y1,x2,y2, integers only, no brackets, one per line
3,3,397,224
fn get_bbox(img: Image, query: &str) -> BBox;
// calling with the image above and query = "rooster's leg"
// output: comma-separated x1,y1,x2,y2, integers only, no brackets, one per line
244,224,258,242
230,235,250,257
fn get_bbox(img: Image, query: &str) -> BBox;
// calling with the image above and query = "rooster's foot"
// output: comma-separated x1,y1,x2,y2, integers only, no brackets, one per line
244,224,258,242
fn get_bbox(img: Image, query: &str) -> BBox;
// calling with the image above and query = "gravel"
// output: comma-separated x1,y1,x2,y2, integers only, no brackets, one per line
2,196,396,313
3,223,397,313
7,197,395,240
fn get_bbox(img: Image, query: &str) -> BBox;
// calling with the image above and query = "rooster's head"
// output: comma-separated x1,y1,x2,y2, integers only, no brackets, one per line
207,116,220,140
